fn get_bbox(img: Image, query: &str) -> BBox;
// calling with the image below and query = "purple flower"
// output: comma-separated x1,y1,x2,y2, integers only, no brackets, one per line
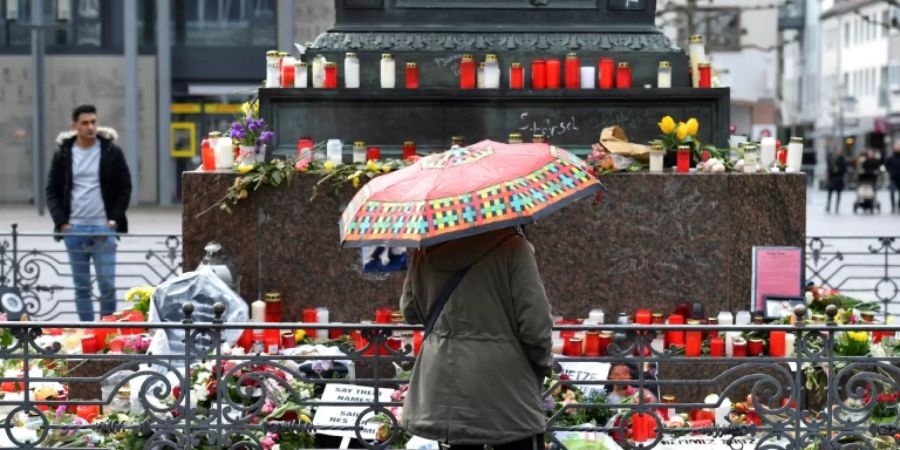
248,120,260,134
259,131,274,143
543,395,555,411
257,118,266,128
55,404,67,421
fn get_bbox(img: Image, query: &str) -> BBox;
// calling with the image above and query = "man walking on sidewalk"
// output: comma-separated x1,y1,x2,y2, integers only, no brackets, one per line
46,105,132,321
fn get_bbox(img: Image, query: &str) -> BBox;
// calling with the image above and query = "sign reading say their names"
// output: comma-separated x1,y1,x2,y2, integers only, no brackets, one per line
313,383,396,439
556,361,610,397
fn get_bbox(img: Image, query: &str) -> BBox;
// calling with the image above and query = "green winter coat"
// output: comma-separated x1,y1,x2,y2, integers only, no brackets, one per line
400,228,553,445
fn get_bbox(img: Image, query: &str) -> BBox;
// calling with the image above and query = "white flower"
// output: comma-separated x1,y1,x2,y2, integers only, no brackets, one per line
192,385,209,403
196,371,211,385
805,291,814,305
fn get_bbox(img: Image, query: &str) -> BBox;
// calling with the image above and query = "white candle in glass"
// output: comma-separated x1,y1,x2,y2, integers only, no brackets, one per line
477,63,486,89
657,61,672,88
580,66,596,89
326,139,343,165
294,61,308,88
344,52,360,88
380,53,395,88
214,137,234,170
784,333,796,357
787,137,804,171
735,311,752,325
265,51,280,88
588,308,605,324
317,307,330,340
743,143,759,173
484,54,500,88
725,333,734,357
311,55,326,88
251,299,266,323
552,337,565,354
717,311,734,326
760,137,776,169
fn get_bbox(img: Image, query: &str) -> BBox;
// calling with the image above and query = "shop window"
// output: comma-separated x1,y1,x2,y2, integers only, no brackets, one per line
2,0,104,48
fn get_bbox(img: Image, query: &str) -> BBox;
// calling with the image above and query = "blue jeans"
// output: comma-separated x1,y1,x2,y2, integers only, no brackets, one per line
63,224,117,321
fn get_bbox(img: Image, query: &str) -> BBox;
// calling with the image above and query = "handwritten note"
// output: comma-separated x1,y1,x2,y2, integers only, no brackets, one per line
313,383,396,439
556,361,611,397
751,246,803,312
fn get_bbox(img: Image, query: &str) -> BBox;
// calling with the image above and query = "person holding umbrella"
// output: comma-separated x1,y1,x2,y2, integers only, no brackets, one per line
340,141,604,449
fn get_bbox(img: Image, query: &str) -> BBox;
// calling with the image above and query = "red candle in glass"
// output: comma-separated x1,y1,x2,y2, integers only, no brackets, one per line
748,338,764,356
265,293,282,323
685,323,702,357
367,146,381,161
531,59,547,89
281,62,295,88
76,405,100,423
509,63,524,89
698,63,711,88
405,62,419,89
81,334,97,354
769,331,786,357
329,328,345,339
667,314,685,347
635,309,652,325
564,337,583,357
733,340,747,357
564,53,580,89
584,331,601,356
676,146,691,173
599,58,615,89
709,336,725,357
264,329,280,354
631,412,657,442
402,141,417,160
460,54,476,89
616,62,632,89
545,59,561,89
281,332,296,349
201,139,215,170
413,331,423,355
375,308,392,324
324,62,337,89
303,308,318,337
597,332,612,356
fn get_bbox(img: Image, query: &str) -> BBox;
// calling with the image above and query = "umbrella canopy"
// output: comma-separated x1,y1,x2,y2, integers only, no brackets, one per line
340,140,603,249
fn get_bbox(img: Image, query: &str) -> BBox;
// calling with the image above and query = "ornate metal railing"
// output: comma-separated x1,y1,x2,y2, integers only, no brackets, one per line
1,305,900,449
0,224,182,321
805,237,900,318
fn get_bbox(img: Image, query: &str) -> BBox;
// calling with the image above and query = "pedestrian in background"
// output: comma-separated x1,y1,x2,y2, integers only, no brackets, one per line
400,227,552,450
826,147,847,213
887,143,900,214
46,105,132,321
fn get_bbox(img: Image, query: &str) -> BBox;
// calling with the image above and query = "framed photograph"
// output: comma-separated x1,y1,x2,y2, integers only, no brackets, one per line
764,296,806,320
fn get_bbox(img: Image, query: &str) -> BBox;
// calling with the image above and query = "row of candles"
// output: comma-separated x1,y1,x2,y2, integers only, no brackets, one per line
555,308,792,358
664,136,806,174
264,42,713,91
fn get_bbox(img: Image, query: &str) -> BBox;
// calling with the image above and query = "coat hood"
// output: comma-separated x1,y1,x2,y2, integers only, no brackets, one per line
55,127,118,146
423,228,517,272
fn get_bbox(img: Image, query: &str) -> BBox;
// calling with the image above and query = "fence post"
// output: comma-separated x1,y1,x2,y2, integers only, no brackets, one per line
11,223,18,287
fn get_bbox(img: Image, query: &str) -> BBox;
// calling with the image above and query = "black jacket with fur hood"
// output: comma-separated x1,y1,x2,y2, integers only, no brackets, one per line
46,127,132,237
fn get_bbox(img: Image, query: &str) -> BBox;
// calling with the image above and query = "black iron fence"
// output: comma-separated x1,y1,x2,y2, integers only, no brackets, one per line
0,224,897,322
1,306,900,449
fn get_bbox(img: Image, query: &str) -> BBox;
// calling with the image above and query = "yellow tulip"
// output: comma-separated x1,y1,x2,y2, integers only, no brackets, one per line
686,118,699,137
847,331,869,342
658,116,676,135
324,161,335,172
238,164,254,174
240,102,250,116
352,176,360,188
675,122,689,141
294,329,306,342
366,160,378,172
382,165,392,173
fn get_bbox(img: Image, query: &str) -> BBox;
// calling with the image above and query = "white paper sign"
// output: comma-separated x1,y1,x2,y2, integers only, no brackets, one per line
556,361,611,397
653,435,774,449
313,383,396,439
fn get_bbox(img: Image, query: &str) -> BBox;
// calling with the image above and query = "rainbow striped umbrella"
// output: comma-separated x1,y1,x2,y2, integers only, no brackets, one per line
340,140,603,248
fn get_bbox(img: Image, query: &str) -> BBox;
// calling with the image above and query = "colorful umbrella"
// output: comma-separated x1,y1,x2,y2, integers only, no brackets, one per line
340,140,604,248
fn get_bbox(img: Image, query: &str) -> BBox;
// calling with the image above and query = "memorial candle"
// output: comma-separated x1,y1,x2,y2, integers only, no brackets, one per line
635,309,652,325
265,50,279,88
375,308,392,324
317,307,330,340
405,62,419,89
402,141,417,160
531,59,546,89
477,63,485,89
769,331,786,357
509,62,524,89
657,61,672,88
264,292,283,323
784,333,796,357
280,56,295,87
545,59,561,89
676,145,691,173
303,308,318,338
367,146,381,161
324,62,337,89
748,338,764,356
787,137,804,172
80,333,97,354
564,53,580,89
353,141,366,163
201,138,215,170
580,66,596,89
698,62,711,88
732,338,747,357
584,331,601,356
689,34,707,88
412,331,423,355
667,314,685,347
631,412,655,442
599,58,615,89
564,337,583,357
615,62,632,89
709,336,725,357
484,54,500,89
76,405,100,423
380,53,396,88
251,300,266,323
344,52,359,88
598,331,612,356
760,137,776,169
294,61,308,88
685,320,702,357
460,54,476,89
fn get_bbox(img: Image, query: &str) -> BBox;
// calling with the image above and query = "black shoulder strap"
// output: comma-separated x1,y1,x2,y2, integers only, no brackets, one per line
423,266,471,338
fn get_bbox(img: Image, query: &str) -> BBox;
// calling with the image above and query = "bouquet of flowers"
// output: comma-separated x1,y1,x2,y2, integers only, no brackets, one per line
544,373,612,427
229,98,276,168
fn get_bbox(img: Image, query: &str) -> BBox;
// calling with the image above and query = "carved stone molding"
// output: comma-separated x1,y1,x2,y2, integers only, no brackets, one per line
313,31,681,53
